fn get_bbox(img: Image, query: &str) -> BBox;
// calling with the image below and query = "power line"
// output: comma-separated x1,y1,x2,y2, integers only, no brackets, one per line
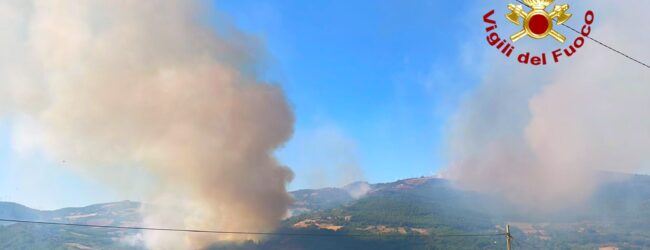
513,0,650,69
0,218,504,239
559,23,650,69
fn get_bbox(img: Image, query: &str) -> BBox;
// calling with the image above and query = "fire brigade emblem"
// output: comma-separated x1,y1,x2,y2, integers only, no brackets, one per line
505,0,572,43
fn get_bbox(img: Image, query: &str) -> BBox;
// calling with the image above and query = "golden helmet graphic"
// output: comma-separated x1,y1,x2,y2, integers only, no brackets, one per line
505,0,572,42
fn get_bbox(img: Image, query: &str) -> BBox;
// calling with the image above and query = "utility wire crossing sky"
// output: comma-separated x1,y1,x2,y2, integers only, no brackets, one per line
514,0,650,69
0,218,506,238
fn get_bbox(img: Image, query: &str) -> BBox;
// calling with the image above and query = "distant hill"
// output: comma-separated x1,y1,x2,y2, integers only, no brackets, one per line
3,174,650,249
0,201,141,250
231,174,650,250
0,202,41,225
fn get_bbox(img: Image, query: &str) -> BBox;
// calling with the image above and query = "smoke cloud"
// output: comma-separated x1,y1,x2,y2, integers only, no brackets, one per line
282,125,364,189
447,0,650,211
0,0,294,249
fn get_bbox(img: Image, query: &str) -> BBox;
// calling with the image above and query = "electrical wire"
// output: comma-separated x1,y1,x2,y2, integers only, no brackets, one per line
513,0,650,69
0,218,505,238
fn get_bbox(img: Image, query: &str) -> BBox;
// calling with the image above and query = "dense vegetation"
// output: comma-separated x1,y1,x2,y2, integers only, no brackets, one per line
3,175,650,249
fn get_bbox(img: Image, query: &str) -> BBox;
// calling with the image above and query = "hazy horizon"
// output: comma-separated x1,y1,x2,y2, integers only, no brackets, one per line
1,0,649,249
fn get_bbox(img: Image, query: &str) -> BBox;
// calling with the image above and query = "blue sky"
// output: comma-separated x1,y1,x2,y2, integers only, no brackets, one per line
1,0,641,211
0,0,489,208
213,0,483,189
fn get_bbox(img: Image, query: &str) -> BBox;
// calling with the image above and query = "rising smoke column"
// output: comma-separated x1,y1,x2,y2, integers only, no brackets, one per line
0,0,294,249
447,0,650,211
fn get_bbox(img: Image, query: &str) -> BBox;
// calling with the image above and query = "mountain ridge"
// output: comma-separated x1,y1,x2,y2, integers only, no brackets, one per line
3,173,650,249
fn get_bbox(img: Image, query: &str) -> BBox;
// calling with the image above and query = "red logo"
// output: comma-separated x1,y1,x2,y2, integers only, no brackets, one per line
483,1,595,66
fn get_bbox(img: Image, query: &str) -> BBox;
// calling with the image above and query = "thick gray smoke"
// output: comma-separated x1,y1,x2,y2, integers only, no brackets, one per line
0,0,294,249
447,0,650,211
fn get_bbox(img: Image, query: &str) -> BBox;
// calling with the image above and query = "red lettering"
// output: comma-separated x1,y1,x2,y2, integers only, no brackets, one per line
552,49,563,63
564,46,576,57
518,52,530,64
506,46,514,57
581,25,591,37
585,10,594,25
496,39,506,49
531,56,541,65
487,32,500,46
574,37,584,48
483,10,496,25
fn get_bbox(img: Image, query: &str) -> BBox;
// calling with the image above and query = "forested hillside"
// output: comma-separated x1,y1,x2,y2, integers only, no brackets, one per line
3,174,650,249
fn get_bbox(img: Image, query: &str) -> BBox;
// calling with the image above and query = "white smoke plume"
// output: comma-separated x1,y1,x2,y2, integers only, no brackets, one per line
448,0,650,211
0,0,294,249
283,125,364,189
